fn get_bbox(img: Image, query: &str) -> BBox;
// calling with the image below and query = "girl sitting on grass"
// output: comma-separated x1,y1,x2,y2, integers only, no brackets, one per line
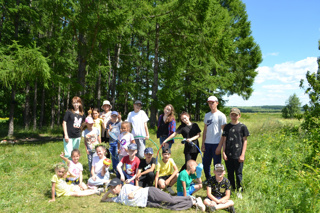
49,163,103,202
59,149,87,189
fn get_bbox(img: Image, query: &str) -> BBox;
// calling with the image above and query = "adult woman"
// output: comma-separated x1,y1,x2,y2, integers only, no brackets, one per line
157,104,176,149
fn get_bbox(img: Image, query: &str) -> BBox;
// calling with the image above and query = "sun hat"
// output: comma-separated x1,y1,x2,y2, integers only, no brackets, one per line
101,100,112,110
207,96,218,102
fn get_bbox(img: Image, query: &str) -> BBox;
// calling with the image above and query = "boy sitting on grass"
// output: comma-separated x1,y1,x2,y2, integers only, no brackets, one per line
154,148,178,195
177,160,202,196
135,147,156,187
117,143,140,185
204,164,235,212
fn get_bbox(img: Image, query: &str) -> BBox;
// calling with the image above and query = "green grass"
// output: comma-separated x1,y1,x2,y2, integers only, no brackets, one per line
1,113,319,212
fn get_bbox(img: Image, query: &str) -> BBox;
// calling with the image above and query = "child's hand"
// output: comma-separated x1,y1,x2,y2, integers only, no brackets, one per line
135,174,141,181
118,112,122,121
128,192,135,200
60,152,65,158
186,138,191,143
88,108,93,116
145,135,149,140
165,179,170,186
120,175,125,182
48,199,55,202
92,175,97,181
125,179,132,184
109,124,113,131
239,155,245,162
223,153,228,161
201,146,205,152
64,136,69,143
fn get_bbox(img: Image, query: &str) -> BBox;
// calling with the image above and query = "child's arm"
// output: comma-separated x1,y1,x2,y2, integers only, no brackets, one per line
182,181,187,196
154,171,159,188
186,132,201,143
91,165,97,180
59,152,70,165
107,124,112,137
135,169,141,186
206,186,220,204
48,182,56,202
101,189,114,202
239,136,247,162
144,122,149,140
128,187,142,200
201,124,207,152
101,164,108,176
165,163,178,186
219,189,231,204
162,132,177,144
139,163,155,177
117,162,125,182
222,136,228,161
79,171,84,189
215,136,225,155
62,121,69,142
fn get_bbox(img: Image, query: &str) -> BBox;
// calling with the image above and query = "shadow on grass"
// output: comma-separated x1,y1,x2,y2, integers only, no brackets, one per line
0,137,62,146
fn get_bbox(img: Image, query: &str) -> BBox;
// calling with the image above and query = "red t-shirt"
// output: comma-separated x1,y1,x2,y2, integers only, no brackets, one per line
121,156,140,176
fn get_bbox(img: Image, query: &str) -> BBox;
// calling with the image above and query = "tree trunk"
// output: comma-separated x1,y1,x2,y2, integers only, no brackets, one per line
24,81,30,130
33,81,37,131
57,84,61,125
78,33,86,96
8,87,16,137
111,43,121,107
150,23,160,128
51,83,55,129
96,44,102,108
40,86,45,128
107,48,112,100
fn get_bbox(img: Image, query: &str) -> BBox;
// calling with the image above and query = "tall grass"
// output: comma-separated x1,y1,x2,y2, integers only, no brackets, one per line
1,113,319,212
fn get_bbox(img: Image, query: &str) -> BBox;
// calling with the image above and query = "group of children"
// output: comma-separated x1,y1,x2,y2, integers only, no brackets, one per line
50,96,249,213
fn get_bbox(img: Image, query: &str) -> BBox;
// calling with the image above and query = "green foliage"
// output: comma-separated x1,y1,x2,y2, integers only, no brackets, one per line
281,93,301,118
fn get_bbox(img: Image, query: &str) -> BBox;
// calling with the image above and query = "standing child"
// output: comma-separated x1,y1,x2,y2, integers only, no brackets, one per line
154,148,178,195
203,164,235,212
107,111,122,173
222,107,249,191
82,116,101,174
62,96,86,160
91,108,104,142
163,112,201,172
59,149,87,189
126,100,149,159
100,100,112,143
177,160,202,197
87,145,110,187
117,143,140,185
135,147,156,187
157,104,176,150
49,163,102,202
117,121,135,161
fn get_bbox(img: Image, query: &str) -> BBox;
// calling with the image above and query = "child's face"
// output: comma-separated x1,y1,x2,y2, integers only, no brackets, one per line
71,152,80,164
110,184,122,195
214,170,225,179
92,111,99,119
87,123,93,129
208,101,218,111
230,113,240,122
133,104,141,112
120,124,129,133
111,114,117,122
162,152,171,161
164,105,172,115
189,164,197,174
72,101,81,110
103,105,111,112
96,147,106,159
56,167,66,178
180,115,190,125
128,149,137,157
144,153,153,160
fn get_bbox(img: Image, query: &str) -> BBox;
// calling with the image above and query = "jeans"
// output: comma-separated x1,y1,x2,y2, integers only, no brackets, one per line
203,143,221,180
160,136,173,150
109,141,119,171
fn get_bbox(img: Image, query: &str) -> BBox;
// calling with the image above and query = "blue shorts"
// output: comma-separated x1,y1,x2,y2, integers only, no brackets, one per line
177,183,196,196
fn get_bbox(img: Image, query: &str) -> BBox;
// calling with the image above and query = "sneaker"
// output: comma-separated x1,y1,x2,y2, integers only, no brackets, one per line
195,197,206,212
228,206,236,213
166,186,175,195
206,205,216,212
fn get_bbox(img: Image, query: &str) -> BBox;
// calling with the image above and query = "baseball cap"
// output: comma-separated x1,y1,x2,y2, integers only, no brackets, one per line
108,178,121,187
230,107,241,115
128,143,138,150
214,164,225,171
101,100,112,109
85,117,94,124
162,148,171,154
111,111,118,116
134,100,142,105
144,147,153,154
207,96,218,102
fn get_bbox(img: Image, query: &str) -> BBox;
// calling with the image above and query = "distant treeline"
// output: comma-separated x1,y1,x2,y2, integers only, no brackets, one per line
228,105,288,113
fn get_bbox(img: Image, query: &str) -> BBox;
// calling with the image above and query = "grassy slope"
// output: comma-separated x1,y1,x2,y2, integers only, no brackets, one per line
1,113,318,212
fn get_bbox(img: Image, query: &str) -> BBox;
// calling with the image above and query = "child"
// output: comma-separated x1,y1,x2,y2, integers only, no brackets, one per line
117,121,135,161
117,143,140,185
126,100,149,159
135,147,156,187
157,104,176,149
100,100,112,143
87,144,110,187
49,163,102,202
163,112,201,172
59,149,87,189
91,108,104,142
222,107,249,191
82,116,101,174
203,164,235,212
101,177,206,212
62,96,86,160
177,160,202,197
154,148,178,195
107,111,122,173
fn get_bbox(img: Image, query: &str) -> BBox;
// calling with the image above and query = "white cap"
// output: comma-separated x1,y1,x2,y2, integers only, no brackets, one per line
207,96,218,102
101,100,112,110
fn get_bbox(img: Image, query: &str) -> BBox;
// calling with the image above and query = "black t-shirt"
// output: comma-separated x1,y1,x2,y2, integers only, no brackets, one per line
63,110,86,138
139,157,156,172
176,123,201,154
207,176,231,198
157,117,169,137
222,122,250,159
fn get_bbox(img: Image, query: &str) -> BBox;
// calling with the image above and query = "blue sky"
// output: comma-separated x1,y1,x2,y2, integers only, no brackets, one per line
225,0,320,106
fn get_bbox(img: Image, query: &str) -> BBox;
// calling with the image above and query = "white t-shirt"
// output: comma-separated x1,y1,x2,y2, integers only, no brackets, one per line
92,156,106,174
112,184,149,207
82,127,100,152
126,110,149,137
118,132,135,156
68,161,83,179
204,110,227,144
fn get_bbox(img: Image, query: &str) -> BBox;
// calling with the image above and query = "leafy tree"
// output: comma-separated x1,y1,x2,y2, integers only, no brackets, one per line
281,93,301,118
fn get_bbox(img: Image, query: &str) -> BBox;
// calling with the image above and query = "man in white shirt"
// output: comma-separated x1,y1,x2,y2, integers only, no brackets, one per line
201,96,227,180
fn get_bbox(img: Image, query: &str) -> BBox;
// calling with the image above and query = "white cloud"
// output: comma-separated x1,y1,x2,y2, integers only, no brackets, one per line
263,52,280,58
